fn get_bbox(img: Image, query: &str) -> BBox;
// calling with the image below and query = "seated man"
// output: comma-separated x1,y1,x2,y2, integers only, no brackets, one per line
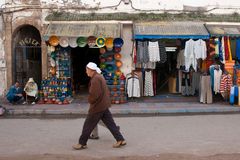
6,81,23,104
23,78,38,105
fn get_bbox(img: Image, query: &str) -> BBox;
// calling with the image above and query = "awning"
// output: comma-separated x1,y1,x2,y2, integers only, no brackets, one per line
134,22,209,40
205,23,240,37
44,22,121,38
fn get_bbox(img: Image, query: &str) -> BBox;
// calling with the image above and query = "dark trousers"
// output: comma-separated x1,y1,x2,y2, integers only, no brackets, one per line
79,108,124,145
23,92,37,103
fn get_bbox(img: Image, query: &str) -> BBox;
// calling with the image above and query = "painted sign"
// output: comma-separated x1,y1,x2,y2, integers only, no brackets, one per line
19,38,40,46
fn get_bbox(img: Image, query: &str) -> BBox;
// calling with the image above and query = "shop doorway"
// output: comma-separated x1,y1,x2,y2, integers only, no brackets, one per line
71,46,100,94
13,25,42,86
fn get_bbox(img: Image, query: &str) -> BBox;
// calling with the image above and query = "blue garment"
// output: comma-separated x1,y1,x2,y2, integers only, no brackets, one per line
209,65,215,90
218,38,223,61
236,38,240,60
6,85,23,103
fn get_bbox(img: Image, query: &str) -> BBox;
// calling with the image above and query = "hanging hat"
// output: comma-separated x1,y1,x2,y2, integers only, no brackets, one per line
114,53,122,60
114,47,121,53
77,37,87,47
59,37,69,48
105,37,114,48
86,62,102,74
115,60,123,68
106,64,114,72
99,47,106,54
87,36,97,47
113,38,124,48
69,37,78,48
49,35,59,46
96,37,105,48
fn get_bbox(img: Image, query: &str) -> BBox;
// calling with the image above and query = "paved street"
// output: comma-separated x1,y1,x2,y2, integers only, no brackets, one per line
1,114,240,159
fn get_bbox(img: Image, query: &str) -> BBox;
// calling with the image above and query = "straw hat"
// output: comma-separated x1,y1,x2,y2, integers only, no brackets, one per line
49,35,59,46
105,37,114,48
113,38,124,48
77,37,87,47
59,37,69,48
69,37,78,48
88,36,97,47
96,37,105,48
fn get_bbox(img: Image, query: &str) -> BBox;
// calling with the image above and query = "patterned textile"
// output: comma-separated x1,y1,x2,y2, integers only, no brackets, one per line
220,74,232,93
144,70,154,96
148,41,160,62
181,72,193,96
213,69,223,94
158,41,167,63
137,41,149,63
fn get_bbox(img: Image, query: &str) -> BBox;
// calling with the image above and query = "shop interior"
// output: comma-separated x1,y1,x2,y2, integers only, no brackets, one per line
71,46,100,95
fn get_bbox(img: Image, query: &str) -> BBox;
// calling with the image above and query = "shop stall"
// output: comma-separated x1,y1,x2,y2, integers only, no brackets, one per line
131,21,214,103
38,22,127,104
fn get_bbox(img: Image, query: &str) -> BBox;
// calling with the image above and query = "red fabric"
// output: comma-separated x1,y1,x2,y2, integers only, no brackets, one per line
224,37,229,60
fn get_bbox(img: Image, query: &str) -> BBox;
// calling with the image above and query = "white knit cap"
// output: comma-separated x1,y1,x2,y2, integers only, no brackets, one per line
86,62,102,74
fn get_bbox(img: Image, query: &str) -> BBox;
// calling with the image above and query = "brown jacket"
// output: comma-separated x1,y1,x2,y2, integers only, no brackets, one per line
88,72,111,114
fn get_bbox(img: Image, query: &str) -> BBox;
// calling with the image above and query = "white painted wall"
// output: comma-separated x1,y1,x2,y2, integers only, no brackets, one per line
121,24,133,75
40,0,240,14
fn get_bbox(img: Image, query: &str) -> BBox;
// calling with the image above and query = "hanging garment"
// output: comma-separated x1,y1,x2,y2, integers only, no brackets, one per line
220,73,233,100
132,41,137,64
158,41,167,63
194,39,207,60
214,38,220,57
213,69,223,94
224,36,230,61
230,38,236,59
148,41,160,62
137,41,149,63
184,39,197,71
207,38,216,57
177,49,185,69
227,37,232,61
191,72,201,95
126,76,140,98
144,70,154,96
142,62,156,69
209,65,220,91
220,37,226,64
237,38,240,61
181,71,193,96
178,70,183,93
199,75,213,104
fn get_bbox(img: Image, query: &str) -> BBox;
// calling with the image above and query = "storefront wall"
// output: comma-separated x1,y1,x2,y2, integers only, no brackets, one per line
0,16,7,96
117,24,133,76
4,14,48,92
2,0,240,97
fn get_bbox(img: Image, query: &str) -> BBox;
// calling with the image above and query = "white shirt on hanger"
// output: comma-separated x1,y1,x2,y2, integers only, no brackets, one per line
194,39,207,60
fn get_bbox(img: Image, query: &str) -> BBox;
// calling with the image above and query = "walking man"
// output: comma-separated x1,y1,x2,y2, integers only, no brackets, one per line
72,62,126,150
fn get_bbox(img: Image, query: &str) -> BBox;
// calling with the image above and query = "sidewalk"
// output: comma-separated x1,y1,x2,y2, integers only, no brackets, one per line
1,97,240,117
